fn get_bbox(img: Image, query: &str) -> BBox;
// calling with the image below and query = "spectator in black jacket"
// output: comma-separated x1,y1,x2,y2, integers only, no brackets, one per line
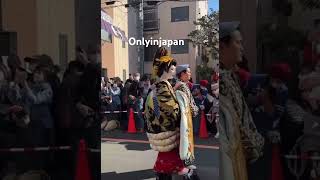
128,73,144,132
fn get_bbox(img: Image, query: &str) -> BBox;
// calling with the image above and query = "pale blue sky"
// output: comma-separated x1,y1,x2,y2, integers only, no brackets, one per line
209,0,219,11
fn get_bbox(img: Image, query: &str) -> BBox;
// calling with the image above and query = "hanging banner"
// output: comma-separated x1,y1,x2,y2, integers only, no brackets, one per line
101,9,128,42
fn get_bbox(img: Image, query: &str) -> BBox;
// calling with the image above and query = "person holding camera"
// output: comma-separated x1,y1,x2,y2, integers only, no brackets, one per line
6,64,54,172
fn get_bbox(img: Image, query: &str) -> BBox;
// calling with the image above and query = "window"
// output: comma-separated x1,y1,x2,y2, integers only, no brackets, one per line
171,6,189,22
102,68,108,77
101,30,112,43
59,34,68,71
144,7,159,31
144,45,158,61
171,39,189,54
123,69,126,81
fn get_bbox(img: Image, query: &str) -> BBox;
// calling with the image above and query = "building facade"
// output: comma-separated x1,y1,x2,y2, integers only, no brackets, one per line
2,0,76,71
220,0,258,72
101,1,129,80
129,0,208,81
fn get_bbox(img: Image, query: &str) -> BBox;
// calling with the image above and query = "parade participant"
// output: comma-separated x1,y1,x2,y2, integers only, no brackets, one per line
175,64,199,179
144,47,199,180
175,65,199,118
219,21,264,180
174,64,199,176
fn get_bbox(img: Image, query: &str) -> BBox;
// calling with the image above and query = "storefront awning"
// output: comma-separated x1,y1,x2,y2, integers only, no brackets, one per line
101,9,128,42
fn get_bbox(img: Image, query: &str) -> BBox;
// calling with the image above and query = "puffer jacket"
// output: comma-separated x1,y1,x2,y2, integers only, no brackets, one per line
147,129,179,152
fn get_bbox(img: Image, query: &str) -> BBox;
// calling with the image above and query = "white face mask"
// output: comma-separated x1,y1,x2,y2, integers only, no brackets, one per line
134,76,140,81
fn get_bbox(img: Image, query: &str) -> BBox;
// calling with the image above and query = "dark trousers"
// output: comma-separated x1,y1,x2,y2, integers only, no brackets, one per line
156,173,172,180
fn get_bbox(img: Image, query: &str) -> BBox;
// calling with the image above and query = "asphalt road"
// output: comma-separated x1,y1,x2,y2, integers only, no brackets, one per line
101,130,219,180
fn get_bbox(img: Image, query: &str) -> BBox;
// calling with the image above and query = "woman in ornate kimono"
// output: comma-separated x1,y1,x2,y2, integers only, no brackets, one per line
144,47,199,180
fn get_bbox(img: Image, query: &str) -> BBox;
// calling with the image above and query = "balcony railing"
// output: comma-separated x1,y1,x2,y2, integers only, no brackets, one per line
143,19,160,31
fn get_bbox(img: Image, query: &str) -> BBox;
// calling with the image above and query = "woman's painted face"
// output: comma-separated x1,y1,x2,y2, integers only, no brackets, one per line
168,65,176,78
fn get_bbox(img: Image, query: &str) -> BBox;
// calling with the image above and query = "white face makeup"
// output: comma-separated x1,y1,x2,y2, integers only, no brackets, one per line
168,65,176,77
160,65,176,80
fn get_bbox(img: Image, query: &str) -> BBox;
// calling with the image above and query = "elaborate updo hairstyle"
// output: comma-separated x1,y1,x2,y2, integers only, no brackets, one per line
152,47,176,78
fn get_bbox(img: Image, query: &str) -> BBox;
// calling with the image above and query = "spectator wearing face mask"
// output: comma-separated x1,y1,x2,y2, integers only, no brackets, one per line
7,65,54,172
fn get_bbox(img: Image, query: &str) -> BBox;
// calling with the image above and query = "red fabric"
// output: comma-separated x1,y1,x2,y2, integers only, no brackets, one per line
200,80,208,87
212,73,219,82
187,82,193,90
271,144,284,180
236,68,251,87
154,148,185,174
270,63,291,82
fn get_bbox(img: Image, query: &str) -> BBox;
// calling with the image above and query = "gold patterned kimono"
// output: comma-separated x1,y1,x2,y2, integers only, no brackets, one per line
145,80,195,168
145,80,180,133
219,66,264,180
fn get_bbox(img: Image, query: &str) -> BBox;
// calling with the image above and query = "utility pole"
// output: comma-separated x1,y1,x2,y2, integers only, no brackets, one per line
136,0,144,74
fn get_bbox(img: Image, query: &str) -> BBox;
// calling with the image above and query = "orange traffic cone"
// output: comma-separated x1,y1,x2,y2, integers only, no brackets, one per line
271,144,284,180
127,108,137,133
199,110,209,138
75,139,91,180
